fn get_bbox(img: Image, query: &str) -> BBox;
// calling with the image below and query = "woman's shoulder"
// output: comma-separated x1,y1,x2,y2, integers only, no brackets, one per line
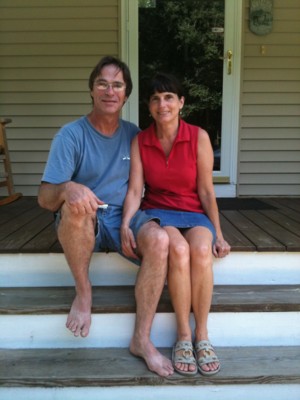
181,119,207,134
138,123,155,142
179,120,205,145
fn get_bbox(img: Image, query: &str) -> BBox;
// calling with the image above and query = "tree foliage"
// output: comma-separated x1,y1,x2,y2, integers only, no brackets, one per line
139,0,224,145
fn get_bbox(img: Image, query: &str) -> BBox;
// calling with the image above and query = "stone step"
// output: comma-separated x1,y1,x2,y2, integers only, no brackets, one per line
1,285,299,349
0,346,299,400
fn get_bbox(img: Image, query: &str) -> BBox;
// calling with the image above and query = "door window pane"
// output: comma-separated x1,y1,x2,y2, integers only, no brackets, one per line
138,0,224,171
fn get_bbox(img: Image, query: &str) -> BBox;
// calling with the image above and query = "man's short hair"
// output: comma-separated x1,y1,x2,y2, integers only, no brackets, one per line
89,56,133,98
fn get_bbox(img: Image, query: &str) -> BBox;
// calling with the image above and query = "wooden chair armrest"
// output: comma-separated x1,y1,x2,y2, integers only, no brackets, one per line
0,118,12,126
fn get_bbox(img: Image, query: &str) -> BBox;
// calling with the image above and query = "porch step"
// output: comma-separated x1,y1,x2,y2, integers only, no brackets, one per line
1,253,299,399
1,285,300,314
1,346,300,386
1,285,299,349
1,251,300,287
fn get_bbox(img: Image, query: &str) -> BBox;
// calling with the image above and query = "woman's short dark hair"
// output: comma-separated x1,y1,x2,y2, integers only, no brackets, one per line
89,56,133,98
147,72,184,100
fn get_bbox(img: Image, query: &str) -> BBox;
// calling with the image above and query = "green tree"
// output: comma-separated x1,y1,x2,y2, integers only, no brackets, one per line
139,0,224,158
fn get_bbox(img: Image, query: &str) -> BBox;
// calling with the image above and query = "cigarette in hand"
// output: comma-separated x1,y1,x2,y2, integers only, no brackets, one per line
98,204,108,209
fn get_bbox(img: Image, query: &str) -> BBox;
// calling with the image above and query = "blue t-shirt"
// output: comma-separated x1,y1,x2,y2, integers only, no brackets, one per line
42,116,140,207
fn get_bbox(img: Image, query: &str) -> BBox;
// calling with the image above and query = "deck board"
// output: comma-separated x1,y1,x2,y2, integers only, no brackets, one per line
258,209,300,236
21,219,58,252
240,210,300,251
271,197,300,212
220,210,285,251
0,204,45,241
1,346,299,386
218,214,256,251
262,200,300,223
1,285,299,314
0,211,54,251
0,196,300,253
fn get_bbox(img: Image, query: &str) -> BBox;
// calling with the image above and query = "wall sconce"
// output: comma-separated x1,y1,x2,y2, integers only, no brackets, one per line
249,0,273,36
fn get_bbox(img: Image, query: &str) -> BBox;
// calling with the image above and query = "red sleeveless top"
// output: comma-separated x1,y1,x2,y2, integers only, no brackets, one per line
138,119,204,213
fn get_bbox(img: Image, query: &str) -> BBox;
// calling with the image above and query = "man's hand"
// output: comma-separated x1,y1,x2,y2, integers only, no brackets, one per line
64,182,104,215
120,224,139,260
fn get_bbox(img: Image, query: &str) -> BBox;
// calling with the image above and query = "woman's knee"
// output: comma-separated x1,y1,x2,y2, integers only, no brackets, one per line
169,240,190,264
190,243,213,267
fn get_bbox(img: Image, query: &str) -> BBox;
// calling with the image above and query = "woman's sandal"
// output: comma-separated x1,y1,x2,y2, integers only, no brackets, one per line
194,340,221,376
172,340,198,377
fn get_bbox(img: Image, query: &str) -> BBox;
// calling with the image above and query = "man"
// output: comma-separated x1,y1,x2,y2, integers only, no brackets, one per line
38,56,173,377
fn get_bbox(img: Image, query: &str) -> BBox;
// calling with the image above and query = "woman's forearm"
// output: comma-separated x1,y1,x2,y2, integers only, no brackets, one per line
200,192,224,240
122,189,142,227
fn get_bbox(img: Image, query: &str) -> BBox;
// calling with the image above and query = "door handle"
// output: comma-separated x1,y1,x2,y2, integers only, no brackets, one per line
219,50,233,74
226,50,232,75
225,50,232,75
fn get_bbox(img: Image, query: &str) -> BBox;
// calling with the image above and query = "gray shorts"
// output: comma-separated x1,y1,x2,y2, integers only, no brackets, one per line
55,205,155,265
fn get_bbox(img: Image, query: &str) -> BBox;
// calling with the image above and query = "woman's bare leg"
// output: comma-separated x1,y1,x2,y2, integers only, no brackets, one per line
184,226,219,373
165,226,196,374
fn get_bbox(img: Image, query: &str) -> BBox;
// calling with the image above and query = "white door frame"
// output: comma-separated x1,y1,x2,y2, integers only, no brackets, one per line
120,0,139,125
121,0,242,198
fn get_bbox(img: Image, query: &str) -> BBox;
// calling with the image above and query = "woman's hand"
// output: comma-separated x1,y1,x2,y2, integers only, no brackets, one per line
121,224,139,260
213,237,231,258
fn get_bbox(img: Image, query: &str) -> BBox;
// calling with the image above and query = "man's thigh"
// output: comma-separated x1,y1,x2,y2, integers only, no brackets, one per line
95,206,122,252
97,207,156,260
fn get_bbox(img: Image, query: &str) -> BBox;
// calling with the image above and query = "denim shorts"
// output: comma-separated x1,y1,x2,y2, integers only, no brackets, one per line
55,206,155,264
144,208,216,244
95,206,154,254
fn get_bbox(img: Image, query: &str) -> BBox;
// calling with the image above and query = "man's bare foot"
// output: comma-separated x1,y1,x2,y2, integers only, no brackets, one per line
130,337,174,377
66,294,92,337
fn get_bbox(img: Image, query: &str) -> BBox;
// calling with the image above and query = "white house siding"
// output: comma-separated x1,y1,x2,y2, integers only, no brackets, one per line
0,0,119,196
238,0,300,196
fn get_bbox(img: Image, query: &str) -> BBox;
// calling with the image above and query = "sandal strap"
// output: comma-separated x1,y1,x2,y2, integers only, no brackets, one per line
194,340,219,366
194,340,214,352
173,341,196,365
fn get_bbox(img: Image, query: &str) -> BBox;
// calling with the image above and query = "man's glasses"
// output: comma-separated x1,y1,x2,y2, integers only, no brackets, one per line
94,80,126,92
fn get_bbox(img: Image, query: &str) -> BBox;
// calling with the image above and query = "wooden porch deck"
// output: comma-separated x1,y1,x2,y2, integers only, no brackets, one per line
0,196,299,253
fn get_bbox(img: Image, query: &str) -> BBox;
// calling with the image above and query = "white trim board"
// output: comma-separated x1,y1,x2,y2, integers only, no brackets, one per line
1,312,299,349
0,252,299,287
1,385,300,400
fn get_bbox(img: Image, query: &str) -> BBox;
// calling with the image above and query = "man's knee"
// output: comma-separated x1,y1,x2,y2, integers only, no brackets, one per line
137,221,169,255
59,203,96,228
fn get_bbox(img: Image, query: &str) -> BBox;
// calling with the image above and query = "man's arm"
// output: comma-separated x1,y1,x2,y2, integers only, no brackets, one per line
38,181,103,214
38,182,68,212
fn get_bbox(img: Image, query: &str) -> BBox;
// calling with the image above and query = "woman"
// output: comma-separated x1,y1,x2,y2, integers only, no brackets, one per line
121,73,230,376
